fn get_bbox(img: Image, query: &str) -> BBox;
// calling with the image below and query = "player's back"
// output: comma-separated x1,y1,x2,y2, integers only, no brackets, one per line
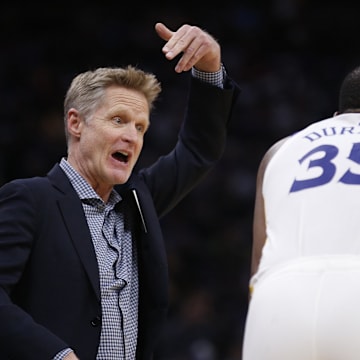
258,113,360,274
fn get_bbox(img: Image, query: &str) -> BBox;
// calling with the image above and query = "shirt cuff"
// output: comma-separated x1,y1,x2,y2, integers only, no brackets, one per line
191,63,225,89
53,348,74,360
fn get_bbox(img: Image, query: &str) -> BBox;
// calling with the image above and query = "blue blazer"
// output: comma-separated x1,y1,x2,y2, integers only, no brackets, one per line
0,77,239,359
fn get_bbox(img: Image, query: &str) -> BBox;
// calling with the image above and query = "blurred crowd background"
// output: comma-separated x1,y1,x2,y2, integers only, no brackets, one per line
1,1,359,359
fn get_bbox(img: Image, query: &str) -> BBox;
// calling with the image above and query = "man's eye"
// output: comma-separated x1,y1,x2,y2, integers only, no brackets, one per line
112,117,123,124
136,125,145,133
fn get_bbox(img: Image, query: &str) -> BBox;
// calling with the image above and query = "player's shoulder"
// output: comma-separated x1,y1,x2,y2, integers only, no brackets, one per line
262,136,290,168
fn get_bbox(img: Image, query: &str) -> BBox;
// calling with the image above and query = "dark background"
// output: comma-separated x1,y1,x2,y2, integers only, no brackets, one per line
1,1,359,359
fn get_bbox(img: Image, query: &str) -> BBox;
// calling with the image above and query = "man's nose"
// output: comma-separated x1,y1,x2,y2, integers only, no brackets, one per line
122,123,138,142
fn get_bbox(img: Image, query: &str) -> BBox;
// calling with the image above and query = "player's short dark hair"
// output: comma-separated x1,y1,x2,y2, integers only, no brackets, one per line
338,66,360,113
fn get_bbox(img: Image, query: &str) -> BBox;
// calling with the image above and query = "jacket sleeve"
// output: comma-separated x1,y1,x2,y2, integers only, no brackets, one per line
0,180,68,359
139,75,241,218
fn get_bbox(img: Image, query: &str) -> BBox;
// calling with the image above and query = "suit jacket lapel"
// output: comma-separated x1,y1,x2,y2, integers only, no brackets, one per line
48,164,101,300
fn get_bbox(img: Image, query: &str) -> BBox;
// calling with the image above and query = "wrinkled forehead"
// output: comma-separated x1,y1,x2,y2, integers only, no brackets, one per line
102,85,150,112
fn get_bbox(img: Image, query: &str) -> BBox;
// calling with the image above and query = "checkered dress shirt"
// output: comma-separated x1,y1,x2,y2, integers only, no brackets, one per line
59,159,138,359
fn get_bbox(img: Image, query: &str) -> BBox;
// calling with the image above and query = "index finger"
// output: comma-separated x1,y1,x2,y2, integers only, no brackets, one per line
155,22,173,42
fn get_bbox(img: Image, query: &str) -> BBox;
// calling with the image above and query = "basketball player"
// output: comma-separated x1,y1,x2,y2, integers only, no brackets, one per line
243,65,360,360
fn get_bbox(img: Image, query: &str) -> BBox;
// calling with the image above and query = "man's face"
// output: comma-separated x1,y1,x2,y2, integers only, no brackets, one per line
68,86,150,196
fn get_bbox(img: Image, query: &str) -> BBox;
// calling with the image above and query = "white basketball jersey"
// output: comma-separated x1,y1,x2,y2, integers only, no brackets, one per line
257,113,360,277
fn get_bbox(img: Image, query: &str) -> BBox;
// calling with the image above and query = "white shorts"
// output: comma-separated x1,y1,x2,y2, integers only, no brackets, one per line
242,255,360,360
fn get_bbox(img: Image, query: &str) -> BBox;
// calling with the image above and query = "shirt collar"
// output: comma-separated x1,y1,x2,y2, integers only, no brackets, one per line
59,157,122,206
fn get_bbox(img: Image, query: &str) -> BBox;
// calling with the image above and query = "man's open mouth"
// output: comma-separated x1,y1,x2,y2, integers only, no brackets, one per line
112,151,129,163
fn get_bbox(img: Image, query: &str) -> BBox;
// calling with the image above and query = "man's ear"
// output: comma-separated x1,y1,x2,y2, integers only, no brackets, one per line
67,108,83,138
